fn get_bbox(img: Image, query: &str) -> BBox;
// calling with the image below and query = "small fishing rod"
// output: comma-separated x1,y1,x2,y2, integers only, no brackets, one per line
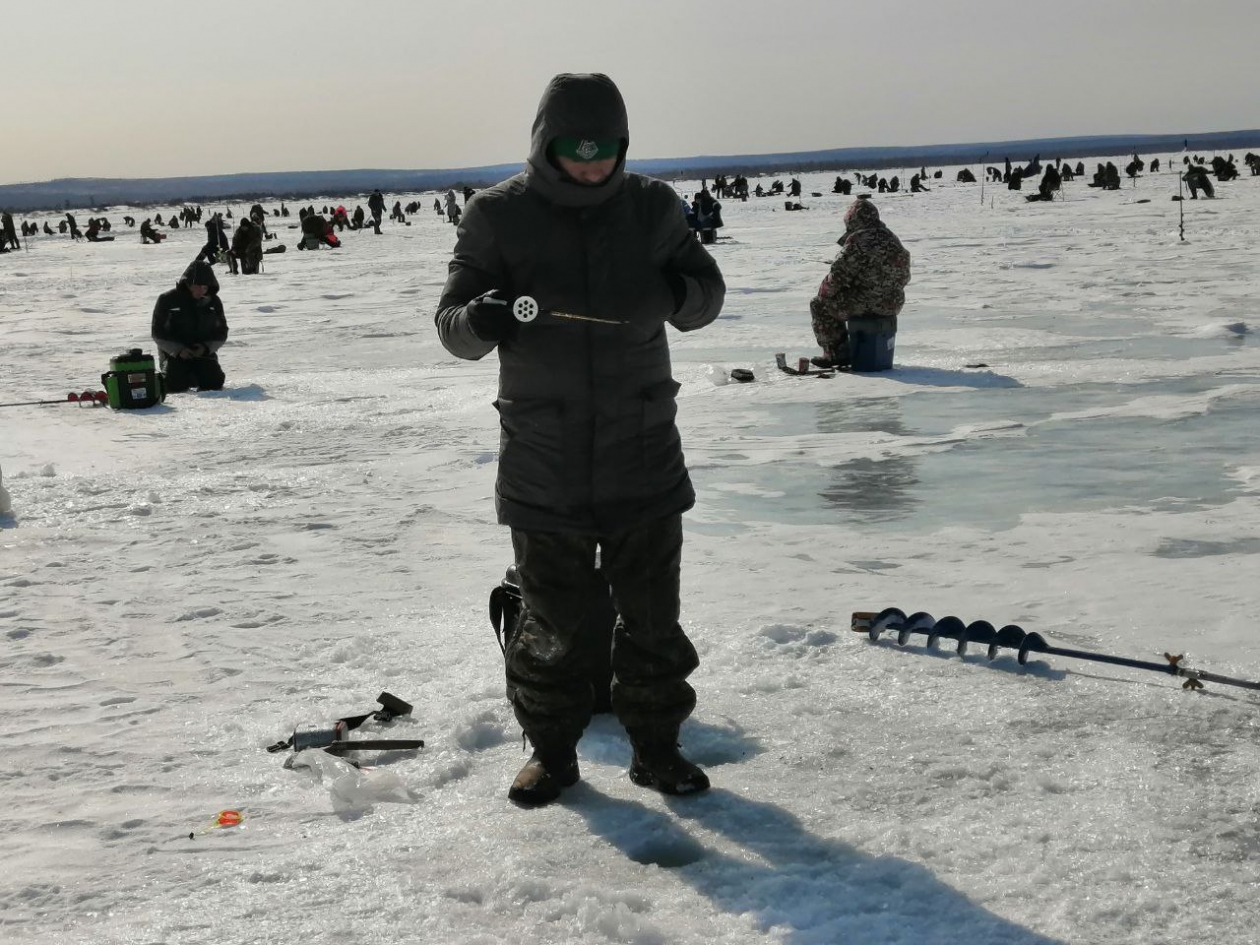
482,294,628,326
852,608,1260,692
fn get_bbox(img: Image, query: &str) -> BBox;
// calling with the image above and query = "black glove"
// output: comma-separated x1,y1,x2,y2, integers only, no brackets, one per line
465,289,517,343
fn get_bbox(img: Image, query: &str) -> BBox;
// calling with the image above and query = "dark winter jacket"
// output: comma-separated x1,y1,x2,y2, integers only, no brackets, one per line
232,218,262,257
435,73,725,535
151,263,228,365
301,214,329,238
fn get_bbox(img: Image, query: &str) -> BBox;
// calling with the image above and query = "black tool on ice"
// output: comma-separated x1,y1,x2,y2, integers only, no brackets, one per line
852,608,1260,693
774,352,835,377
266,691,424,754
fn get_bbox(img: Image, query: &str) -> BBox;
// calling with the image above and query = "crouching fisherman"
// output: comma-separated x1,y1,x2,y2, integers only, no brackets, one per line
298,212,341,249
151,260,229,392
809,198,910,369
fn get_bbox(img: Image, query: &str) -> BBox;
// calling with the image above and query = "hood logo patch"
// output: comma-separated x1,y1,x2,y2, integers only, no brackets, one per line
576,139,600,160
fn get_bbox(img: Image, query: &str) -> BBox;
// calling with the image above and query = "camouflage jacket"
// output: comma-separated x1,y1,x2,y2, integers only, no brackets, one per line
815,203,910,322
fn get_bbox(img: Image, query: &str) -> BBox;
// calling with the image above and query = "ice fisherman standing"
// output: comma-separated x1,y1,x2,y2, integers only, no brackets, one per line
435,72,725,806
368,189,386,231
198,213,229,265
443,190,461,224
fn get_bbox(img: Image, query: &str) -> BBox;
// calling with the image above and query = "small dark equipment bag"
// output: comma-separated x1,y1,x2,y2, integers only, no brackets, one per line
489,563,616,714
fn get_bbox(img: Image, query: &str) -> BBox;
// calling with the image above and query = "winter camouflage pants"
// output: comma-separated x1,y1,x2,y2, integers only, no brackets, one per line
506,513,698,749
810,296,849,354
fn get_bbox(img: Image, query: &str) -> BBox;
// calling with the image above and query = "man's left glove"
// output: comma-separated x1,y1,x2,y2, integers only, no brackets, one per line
465,289,517,343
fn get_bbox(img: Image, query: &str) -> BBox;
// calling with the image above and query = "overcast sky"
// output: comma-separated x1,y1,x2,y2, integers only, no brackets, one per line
2,0,1255,184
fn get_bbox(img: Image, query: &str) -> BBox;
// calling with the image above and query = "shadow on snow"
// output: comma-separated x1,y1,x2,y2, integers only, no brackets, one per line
569,785,1066,944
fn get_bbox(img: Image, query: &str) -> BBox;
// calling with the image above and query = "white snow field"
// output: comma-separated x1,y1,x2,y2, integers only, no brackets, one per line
3,157,1260,944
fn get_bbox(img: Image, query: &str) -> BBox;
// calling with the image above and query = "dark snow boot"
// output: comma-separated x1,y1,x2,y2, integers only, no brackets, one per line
628,740,710,796
811,344,851,370
508,748,580,807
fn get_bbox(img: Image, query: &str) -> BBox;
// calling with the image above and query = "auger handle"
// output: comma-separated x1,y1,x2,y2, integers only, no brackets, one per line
851,609,1260,692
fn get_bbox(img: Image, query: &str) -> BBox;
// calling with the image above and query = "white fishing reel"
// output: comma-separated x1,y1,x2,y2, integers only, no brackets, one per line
512,296,539,323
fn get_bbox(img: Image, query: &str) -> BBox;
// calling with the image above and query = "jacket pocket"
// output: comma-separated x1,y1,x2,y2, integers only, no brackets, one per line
640,379,681,430
637,380,684,489
494,397,573,507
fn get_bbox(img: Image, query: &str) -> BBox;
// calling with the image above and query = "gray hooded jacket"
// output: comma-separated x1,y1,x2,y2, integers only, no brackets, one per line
435,73,725,534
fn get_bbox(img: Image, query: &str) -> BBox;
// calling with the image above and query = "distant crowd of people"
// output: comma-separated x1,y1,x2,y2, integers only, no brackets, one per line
0,183,481,255
1,137,1252,415
969,149,1252,202
4,143,1252,260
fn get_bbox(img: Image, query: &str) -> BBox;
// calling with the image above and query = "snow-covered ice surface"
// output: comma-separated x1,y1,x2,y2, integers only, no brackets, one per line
3,159,1260,944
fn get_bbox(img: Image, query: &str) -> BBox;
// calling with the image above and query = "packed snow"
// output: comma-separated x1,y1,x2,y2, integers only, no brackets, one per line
2,157,1259,944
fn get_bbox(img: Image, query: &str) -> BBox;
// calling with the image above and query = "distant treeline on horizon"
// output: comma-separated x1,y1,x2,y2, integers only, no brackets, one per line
3,129,1259,212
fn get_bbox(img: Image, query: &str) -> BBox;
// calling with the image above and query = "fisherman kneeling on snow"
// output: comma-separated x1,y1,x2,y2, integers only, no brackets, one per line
151,260,229,393
298,212,341,250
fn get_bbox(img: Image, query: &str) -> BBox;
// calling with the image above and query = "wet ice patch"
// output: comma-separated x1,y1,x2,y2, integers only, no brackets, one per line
1226,464,1260,490
712,482,785,498
1152,537,1260,558
1190,321,1248,338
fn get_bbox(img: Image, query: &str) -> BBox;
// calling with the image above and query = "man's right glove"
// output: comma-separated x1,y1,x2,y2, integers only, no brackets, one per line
465,289,517,343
